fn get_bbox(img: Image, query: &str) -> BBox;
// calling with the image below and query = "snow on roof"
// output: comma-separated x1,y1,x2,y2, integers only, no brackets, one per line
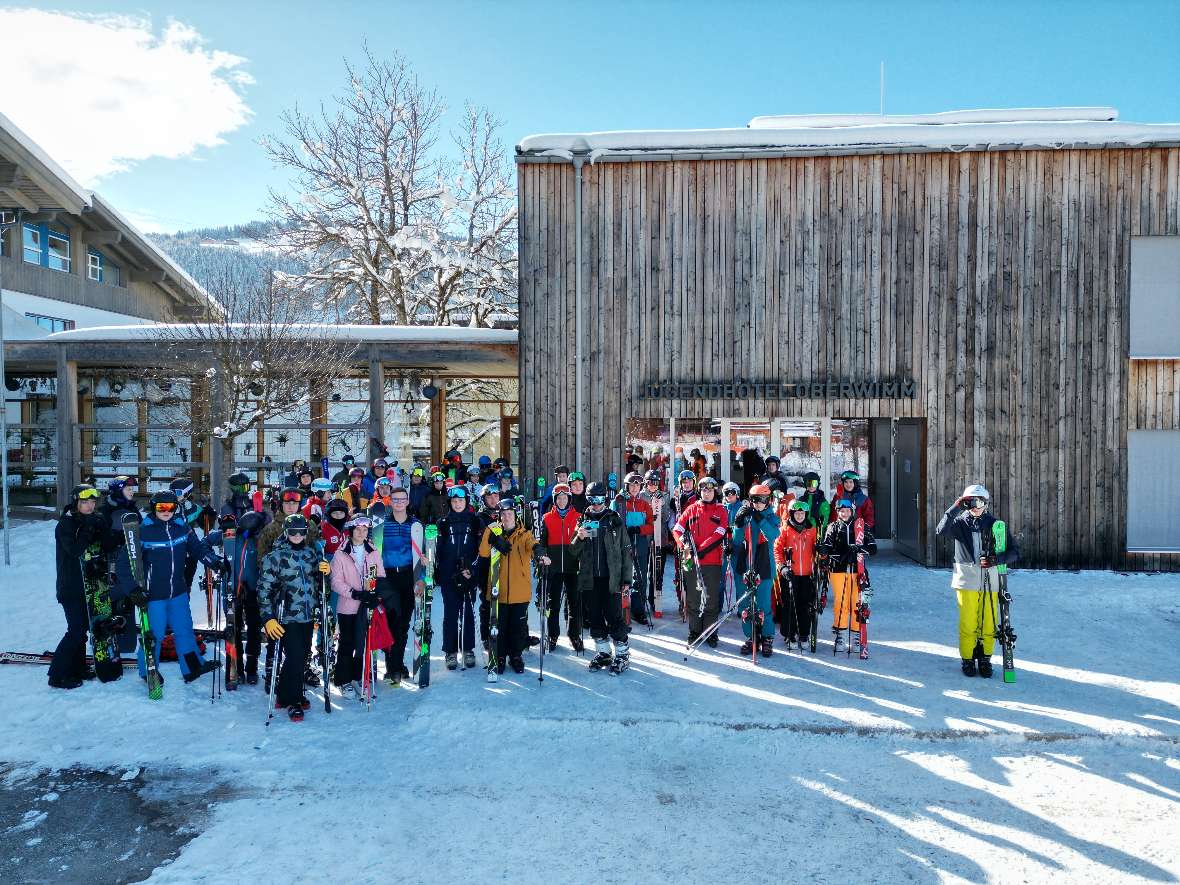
517,108,1180,161
44,323,519,345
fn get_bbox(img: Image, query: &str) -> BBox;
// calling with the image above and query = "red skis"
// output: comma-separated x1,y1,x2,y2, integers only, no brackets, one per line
854,517,870,660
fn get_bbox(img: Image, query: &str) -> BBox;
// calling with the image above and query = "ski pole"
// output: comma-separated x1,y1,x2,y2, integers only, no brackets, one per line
265,600,285,727
684,589,753,660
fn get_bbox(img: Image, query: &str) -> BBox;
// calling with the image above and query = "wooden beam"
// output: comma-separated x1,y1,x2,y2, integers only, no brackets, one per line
128,268,167,284
0,163,19,186
22,210,58,224
86,230,122,245
54,352,78,511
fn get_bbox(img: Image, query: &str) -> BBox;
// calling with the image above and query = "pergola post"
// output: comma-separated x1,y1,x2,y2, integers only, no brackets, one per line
208,367,226,503
54,346,78,510
367,346,384,462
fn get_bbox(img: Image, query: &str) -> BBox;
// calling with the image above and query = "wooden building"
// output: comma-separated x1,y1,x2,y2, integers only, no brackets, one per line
515,108,1180,570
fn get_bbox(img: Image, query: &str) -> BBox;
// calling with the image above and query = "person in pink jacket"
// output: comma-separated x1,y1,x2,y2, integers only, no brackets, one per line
330,515,385,698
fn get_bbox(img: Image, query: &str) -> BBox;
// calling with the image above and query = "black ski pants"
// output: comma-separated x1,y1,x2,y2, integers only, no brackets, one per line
333,611,366,685
380,566,415,675
276,620,313,708
235,584,262,675
780,574,816,641
49,592,89,681
586,576,628,645
440,578,476,654
496,601,530,661
545,572,580,640
686,564,721,639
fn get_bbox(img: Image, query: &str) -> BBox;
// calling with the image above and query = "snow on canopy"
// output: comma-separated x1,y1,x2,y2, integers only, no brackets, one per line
43,323,518,344
517,108,1180,161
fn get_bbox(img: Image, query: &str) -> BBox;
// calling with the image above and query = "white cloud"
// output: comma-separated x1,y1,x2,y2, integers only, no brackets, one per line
0,9,252,186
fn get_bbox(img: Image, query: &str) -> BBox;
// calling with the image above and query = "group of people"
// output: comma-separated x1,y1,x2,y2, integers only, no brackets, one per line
47,448,1019,723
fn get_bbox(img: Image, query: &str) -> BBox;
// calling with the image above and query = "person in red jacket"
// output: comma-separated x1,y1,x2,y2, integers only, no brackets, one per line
774,499,820,649
672,476,728,645
537,483,584,652
613,472,654,625
832,470,874,529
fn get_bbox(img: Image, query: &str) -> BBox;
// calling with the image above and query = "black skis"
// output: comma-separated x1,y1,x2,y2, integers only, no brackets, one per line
121,513,162,700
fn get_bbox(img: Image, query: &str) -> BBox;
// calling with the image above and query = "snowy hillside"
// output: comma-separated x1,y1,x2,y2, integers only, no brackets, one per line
0,520,1178,883
148,222,307,295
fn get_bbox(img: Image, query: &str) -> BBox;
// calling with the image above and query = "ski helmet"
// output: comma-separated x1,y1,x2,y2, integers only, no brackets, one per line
624,472,644,487
765,456,780,467
749,483,771,501
169,478,194,499
840,470,859,482
431,472,446,482
108,475,138,495
789,499,811,514
326,499,349,516
568,471,585,484
228,471,250,489
480,483,500,498
961,483,990,501
283,514,309,534
495,499,517,513
678,470,695,485
643,469,662,484
722,481,741,496
150,490,180,512
551,482,571,499
697,476,718,491
311,478,333,494
478,455,492,467
349,466,365,479
586,481,608,503
71,483,100,502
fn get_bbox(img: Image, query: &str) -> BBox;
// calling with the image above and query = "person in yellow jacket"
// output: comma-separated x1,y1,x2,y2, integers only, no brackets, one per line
478,500,544,675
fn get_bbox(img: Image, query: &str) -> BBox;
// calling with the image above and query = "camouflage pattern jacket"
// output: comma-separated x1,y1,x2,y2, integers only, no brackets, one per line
257,540,324,625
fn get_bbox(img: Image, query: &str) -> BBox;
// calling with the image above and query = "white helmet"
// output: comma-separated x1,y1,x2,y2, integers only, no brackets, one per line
722,481,741,496
961,483,990,501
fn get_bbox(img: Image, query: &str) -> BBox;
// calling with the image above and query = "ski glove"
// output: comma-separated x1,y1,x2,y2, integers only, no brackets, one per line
778,565,791,578
317,561,331,576
210,557,231,575
350,589,379,608
264,619,285,640
128,587,148,609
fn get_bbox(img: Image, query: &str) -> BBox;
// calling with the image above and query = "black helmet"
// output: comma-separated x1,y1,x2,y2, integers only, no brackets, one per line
765,455,780,466
586,481,608,500
228,471,249,488
803,471,821,485
643,469,661,484
284,513,309,534
495,499,517,513
71,483,100,502
169,478,193,498
150,490,179,510
554,464,570,475
326,499,349,515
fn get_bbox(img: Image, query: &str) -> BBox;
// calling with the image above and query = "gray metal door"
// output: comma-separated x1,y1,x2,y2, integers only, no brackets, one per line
894,419,924,562
869,419,893,540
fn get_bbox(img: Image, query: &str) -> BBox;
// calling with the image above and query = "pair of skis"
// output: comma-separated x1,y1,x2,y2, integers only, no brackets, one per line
120,513,162,700
411,525,438,689
990,520,1017,683
531,477,547,683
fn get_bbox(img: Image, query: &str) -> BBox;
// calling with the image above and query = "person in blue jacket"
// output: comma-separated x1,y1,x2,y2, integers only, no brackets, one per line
115,490,228,684
435,487,481,670
730,483,782,657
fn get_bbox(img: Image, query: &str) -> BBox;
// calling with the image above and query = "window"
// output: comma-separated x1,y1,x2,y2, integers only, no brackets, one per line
1130,237,1180,358
21,222,71,272
88,251,103,282
1127,430,1180,552
106,260,121,287
25,313,75,333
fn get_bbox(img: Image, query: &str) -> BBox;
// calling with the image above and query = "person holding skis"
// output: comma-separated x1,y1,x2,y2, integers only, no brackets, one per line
538,482,584,652
478,499,540,674
833,470,874,530
436,486,481,669
48,484,108,689
774,499,820,649
817,499,877,652
377,486,425,684
730,483,781,656
115,490,227,685
613,472,654,624
935,484,1020,677
329,514,383,698
260,514,332,721
570,482,633,672
419,471,450,527
672,476,728,646
638,469,673,616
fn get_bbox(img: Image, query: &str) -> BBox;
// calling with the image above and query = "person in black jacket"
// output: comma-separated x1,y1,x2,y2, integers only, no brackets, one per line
817,500,877,653
97,475,142,663
436,487,481,669
49,484,106,688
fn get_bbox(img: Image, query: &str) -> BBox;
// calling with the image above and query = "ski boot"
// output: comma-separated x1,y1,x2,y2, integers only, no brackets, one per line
385,670,401,687
705,634,718,648
978,658,994,678
961,659,977,677
183,654,221,684
81,665,97,681
739,639,755,656
445,652,458,671
547,635,558,652
759,637,773,658
832,629,845,653
304,668,321,688
48,675,84,690
463,650,476,668
287,704,304,722
510,655,526,674
609,642,630,675
588,640,613,672
569,634,585,655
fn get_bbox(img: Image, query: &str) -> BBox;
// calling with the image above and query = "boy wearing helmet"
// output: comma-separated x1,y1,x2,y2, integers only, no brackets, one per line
479,499,540,675
936,484,1020,677
833,470,874,529
539,483,583,650
419,472,451,527
774,499,820,649
731,484,781,656
436,486,481,669
817,498,877,653
672,476,729,645
571,482,633,672
49,484,107,688
612,472,654,623
566,471,589,513
797,471,830,532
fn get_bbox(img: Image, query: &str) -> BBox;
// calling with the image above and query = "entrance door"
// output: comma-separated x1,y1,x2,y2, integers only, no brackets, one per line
894,419,924,561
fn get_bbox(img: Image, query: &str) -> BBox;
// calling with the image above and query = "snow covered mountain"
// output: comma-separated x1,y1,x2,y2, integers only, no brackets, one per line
148,221,307,294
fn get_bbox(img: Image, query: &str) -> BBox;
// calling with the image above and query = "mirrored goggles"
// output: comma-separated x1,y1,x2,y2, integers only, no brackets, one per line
280,490,303,503
77,487,102,500
587,495,607,505
153,501,178,513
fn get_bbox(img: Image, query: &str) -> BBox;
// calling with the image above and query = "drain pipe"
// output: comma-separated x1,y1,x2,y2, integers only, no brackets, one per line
573,153,585,470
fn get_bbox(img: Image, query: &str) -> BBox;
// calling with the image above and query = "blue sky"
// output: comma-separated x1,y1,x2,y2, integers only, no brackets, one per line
3,0,1178,232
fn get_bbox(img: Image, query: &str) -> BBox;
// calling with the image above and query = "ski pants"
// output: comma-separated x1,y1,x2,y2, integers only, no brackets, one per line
829,570,861,632
276,620,313,708
380,566,415,674
236,584,262,675
739,576,775,639
956,588,998,659
628,534,650,619
780,574,816,641
495,601,530,661
585,576,628,645
49,592,89,681
333,611,366,685
648,545,666,613
545,572,580,641
440,579,476,654
137,595,204,679
685,564,722,639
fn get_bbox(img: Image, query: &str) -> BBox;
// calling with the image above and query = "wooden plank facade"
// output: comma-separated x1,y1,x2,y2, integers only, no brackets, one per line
517,147,1180,570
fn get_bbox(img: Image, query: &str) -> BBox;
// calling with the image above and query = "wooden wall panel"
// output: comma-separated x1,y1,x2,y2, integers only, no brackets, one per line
518,148,1180,570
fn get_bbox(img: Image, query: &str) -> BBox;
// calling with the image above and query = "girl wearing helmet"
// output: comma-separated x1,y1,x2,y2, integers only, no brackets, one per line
638,470,673,618
817,498,877,654
774,499,820,650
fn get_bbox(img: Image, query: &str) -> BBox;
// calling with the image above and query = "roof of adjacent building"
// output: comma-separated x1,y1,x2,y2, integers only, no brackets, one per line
517,107,1180,162
0,111,220,317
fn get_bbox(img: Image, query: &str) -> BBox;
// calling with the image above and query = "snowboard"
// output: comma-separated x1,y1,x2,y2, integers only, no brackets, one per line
321,456,330,479
413,525,438,688
369,501,387,558
80,541,124,682
121,513,162,700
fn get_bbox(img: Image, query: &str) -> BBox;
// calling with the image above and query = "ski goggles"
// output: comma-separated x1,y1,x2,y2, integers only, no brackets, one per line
77,487,101,500
280,490,303,503
967,497,989,509
285,529,307,538
447,487,467,499
805,479,819,488
153,501,178,513
749,494,770,505
587,495,607,505
724,489,739,496
344,516,372,529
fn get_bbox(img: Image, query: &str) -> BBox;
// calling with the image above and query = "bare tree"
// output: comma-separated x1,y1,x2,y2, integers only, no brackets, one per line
140,264,362,493
263,49,516,327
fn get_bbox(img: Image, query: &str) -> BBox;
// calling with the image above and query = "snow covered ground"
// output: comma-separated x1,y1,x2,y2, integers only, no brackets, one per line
1,520,1178,884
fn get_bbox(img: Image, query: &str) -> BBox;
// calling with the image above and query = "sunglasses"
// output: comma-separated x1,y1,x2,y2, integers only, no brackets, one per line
154,502,178,513
77,487,101,500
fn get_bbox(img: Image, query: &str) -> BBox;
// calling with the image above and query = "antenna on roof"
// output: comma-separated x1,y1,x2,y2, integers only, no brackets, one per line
880,61,886,116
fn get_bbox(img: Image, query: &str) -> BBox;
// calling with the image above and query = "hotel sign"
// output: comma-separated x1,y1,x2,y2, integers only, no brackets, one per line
639,379,918,400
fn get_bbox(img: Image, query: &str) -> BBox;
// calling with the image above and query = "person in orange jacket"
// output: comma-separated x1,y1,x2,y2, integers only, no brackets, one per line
774,499,820,650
